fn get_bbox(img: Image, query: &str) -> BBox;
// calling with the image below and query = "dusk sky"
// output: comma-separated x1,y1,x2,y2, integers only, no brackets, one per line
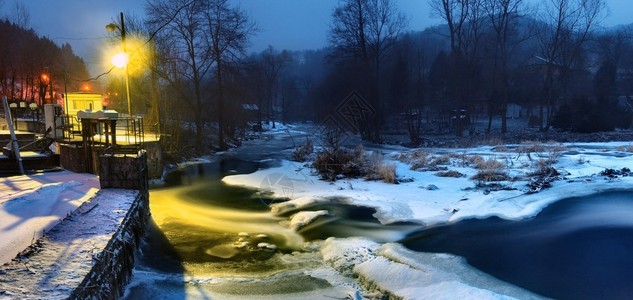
8,0,633,75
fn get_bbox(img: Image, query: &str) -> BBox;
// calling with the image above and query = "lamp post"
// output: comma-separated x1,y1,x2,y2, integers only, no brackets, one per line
106,12,132,117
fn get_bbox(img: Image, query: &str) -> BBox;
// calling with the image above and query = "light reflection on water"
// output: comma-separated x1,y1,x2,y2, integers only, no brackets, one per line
132,156,633,299
125,158,418,298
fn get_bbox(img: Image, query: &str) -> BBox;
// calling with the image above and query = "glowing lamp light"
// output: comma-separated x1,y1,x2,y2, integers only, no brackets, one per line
111,52,129,69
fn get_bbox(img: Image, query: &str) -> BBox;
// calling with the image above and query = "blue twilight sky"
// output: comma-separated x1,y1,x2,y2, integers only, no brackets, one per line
7,0,633,75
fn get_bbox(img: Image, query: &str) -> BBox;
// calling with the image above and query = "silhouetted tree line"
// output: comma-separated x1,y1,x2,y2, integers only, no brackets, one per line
132,0,633,159
297,0,633,145
0,20,89,104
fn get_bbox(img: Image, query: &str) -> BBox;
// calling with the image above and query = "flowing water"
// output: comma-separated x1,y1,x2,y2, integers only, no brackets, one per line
402,190,633,300
122,128,633,299
123,154,418,299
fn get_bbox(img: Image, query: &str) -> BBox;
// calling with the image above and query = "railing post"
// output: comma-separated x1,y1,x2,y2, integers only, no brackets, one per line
2,96,24,174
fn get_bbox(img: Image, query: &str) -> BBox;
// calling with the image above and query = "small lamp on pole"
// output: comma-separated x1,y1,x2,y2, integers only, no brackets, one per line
106,12,132,118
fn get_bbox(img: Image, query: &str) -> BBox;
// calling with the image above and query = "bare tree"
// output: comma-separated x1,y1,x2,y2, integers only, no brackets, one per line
259,46,292,129
429,0,485,136
146,0,214,153
203,0,256,149
536,0,606,130
9,0,29,28
483,0,525,133
329,0,407,142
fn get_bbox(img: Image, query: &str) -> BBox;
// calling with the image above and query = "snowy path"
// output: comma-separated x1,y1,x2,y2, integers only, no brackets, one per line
0,189,139,300
0,171,99,265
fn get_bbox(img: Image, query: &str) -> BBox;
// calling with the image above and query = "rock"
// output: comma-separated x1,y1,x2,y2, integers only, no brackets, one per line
427,184,439,190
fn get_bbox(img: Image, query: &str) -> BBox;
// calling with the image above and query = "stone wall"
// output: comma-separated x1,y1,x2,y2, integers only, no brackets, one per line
68,190,149,300
59,144,89,173
144,141,163,179
71,152,150,299
99,151,149,191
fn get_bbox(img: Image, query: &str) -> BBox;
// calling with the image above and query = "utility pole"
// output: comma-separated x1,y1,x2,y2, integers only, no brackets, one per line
107,12,132,117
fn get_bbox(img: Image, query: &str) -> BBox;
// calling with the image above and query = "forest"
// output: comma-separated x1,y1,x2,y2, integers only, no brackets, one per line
3,0,633,159
0,20,89,106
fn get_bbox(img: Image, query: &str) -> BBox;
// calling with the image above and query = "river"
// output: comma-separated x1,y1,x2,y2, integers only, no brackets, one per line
123,127,633,299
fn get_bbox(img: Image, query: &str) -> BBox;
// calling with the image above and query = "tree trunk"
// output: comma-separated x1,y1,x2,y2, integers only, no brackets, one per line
193,75,204,153
217,62,226,150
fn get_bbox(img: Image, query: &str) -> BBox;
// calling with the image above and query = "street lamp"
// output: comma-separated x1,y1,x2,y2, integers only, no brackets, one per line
106,12,132,117
40,72,50,105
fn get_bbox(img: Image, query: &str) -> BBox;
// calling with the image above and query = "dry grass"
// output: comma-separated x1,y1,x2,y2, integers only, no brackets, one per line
435,170,465,178
462,154,485,167
517,140,567,154
470,157,508,182
518,140,546,153
375,162,397,183
313,148,364,181
429,154,451,166
529,158,558,176
401,150,431,170
475,157,505,171
313,145,398,183
291,138,313,162
365,152,397,183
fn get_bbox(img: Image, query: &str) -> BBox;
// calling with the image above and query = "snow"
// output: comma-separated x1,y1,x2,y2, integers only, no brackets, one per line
288,210,329,230
321,237,542,299
0,185,139,299
2,123,630,299
0,171,100,265
222,126,633,298
224,143,633,226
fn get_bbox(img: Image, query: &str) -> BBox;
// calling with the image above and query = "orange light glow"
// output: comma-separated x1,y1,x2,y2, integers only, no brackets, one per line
82,84,91,92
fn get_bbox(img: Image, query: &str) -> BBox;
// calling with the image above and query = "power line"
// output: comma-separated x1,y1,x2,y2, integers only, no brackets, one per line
52,36,109,41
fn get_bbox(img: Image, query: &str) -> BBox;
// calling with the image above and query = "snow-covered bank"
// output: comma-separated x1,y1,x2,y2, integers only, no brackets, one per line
222,136,633,298
0,171,99,265
223,143,633,226
321,237,543,299
0,188,145,300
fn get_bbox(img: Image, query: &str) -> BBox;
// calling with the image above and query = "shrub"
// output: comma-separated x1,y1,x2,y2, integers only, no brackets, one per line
313,146,398,183
429,155,451,166
313,148,363,181
436,170,465,178
529,156,559,177
399,150,430,170
365,152,397,183
292,138,313,162
471,157,508,182
375,162,397,183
